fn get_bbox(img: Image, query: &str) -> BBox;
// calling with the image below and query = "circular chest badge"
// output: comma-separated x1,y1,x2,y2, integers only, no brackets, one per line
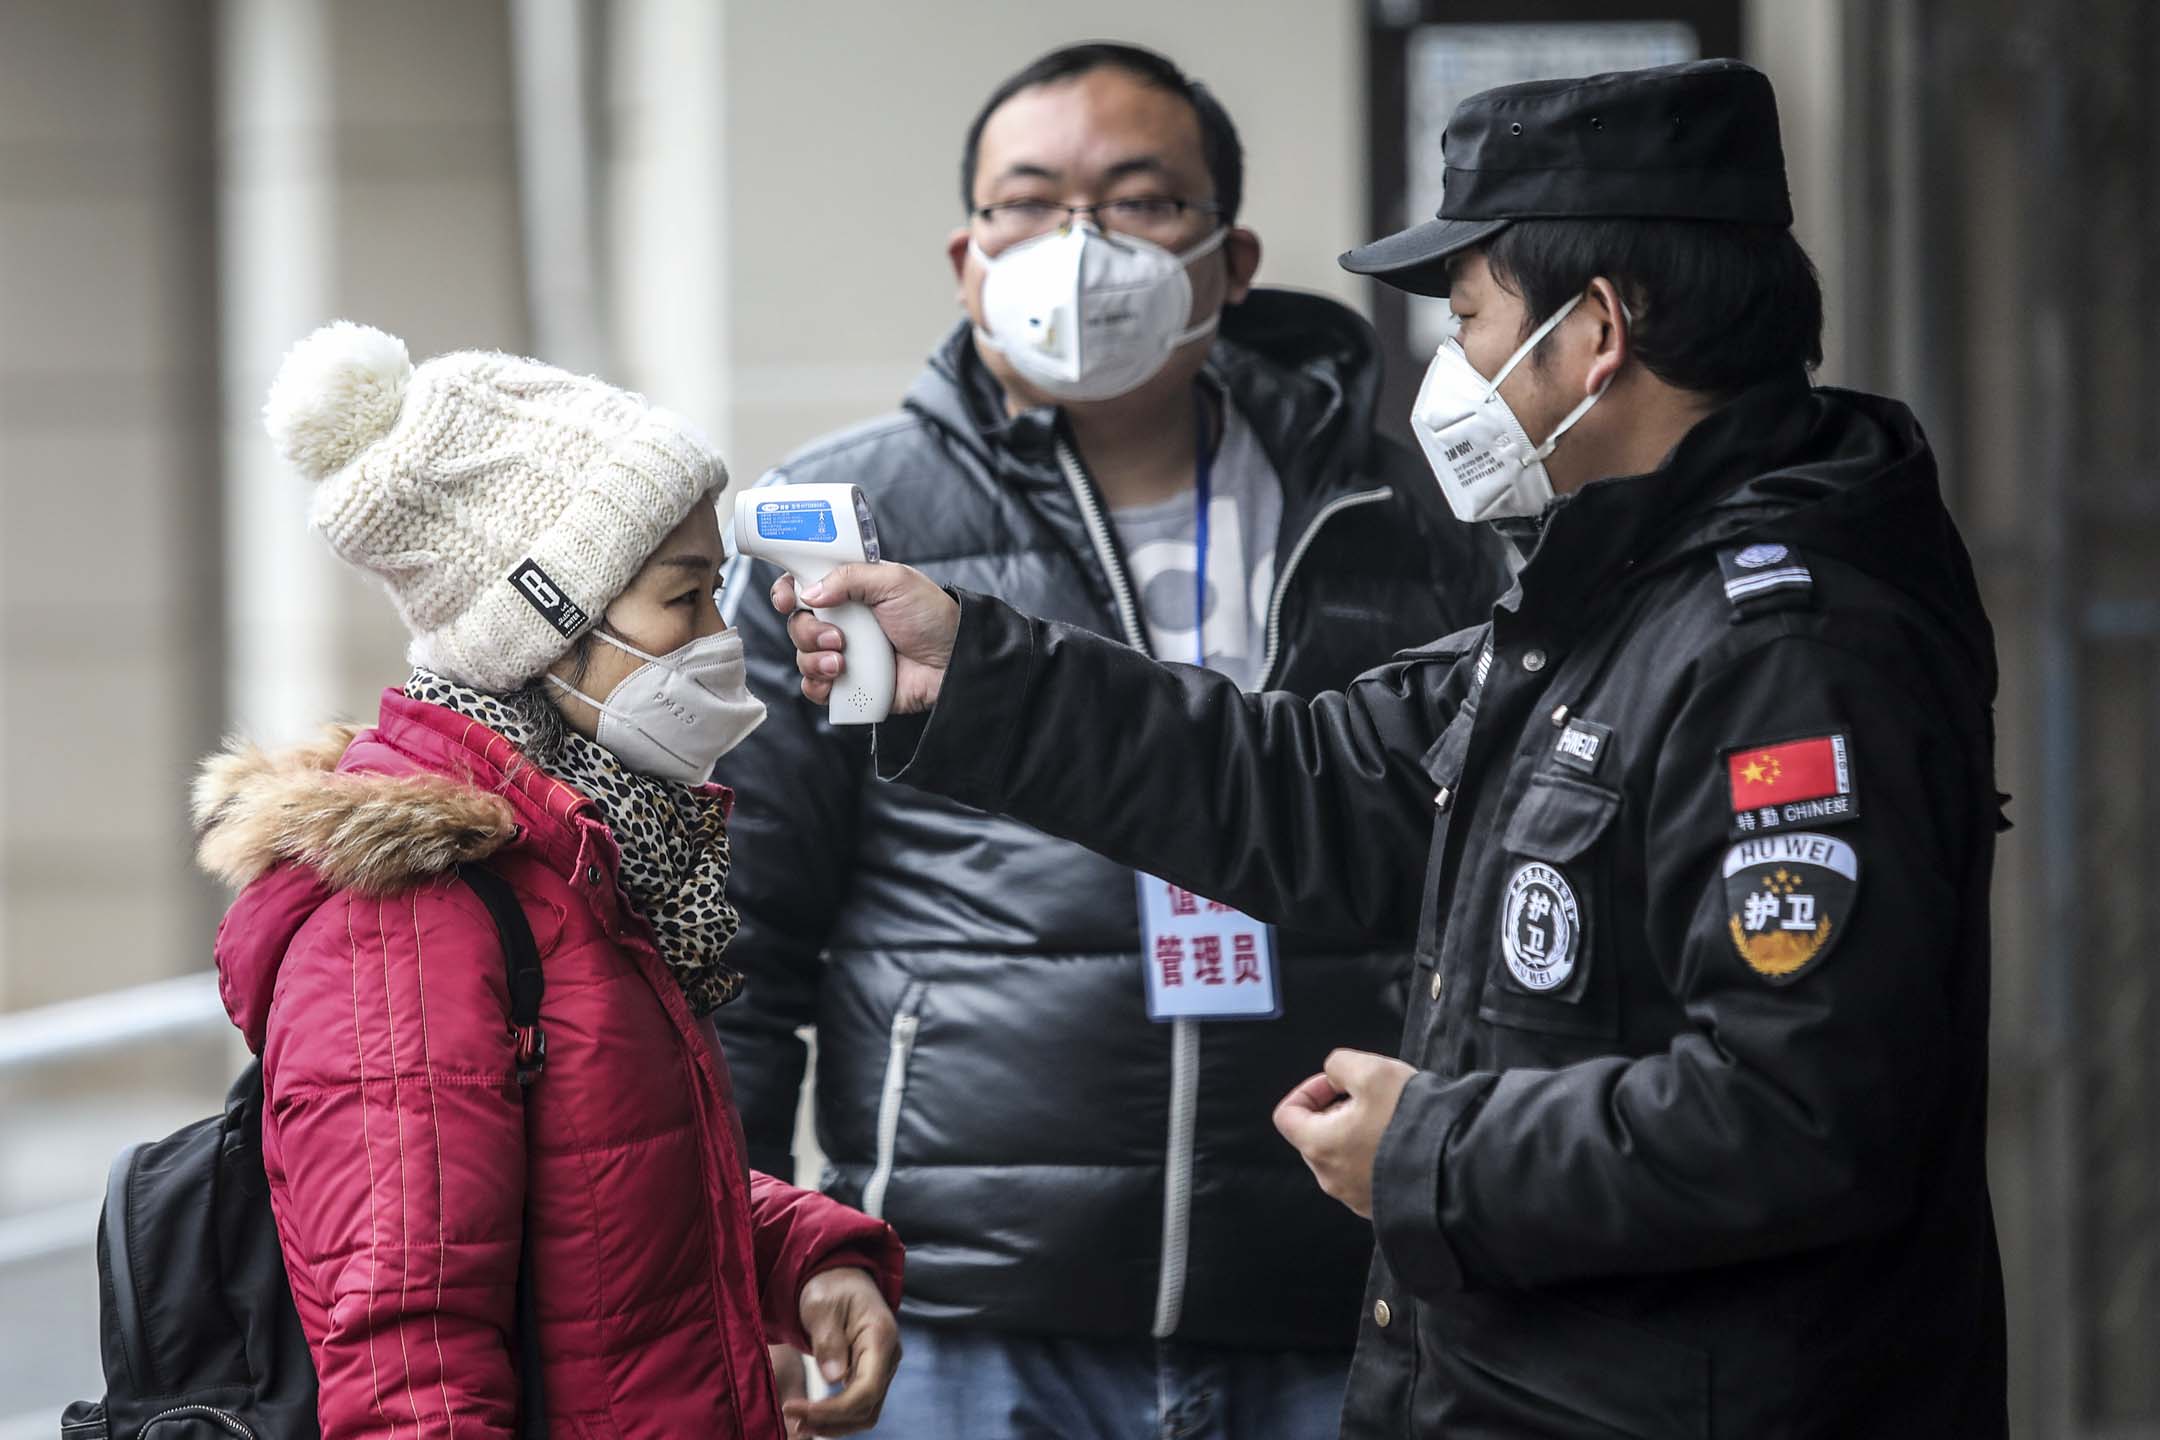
1502,862,1581,992
1735,543,1790,569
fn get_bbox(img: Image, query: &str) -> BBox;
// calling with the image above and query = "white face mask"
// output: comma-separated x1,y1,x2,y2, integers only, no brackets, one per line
549,629,767,784
1410,293,1624,523
972,224,1227,403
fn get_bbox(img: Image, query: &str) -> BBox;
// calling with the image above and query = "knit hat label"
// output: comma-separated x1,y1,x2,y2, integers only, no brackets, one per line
510,559,591,638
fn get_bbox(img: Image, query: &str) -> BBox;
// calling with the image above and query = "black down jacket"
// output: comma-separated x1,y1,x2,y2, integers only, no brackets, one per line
872,373,2008,1437
712,291,1506,1351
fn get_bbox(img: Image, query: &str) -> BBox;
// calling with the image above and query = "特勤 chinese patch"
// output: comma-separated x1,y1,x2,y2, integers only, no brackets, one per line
1722,830,1859,985
1724,731,1860,837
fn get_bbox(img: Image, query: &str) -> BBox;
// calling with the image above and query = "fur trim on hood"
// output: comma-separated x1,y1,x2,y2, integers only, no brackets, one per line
194,723,516,895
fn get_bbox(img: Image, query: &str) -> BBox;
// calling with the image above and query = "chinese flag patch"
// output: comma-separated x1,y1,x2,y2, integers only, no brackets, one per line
1727,734,1855,811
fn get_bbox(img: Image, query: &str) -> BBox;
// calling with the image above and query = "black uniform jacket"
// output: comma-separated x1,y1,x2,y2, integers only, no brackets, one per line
713,291,1508,1349
874,373,2009,1438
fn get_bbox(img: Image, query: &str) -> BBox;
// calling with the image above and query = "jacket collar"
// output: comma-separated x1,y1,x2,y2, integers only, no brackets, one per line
1504,370,1994,706
352,689,609,880
1507,370,1818,632
198,690,585,1054
194,689,615,903
905,287,1394,515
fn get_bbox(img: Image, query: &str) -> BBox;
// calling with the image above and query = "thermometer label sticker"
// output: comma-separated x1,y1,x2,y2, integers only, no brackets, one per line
756,498,839,544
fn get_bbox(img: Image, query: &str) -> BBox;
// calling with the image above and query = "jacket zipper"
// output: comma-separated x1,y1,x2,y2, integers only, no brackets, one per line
682,1055,765,1437
1051,437,1202,1337
862,982,927,1220
1057,441,1393,1339
1255,486,1395,690
142,1405,258,1437
1152,490,1394,1336
1053,439,1155,659
616,896,765,1440
1151,1018,1203,1339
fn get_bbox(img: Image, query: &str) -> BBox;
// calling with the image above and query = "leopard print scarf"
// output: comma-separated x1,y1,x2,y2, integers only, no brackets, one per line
405,668,744,1014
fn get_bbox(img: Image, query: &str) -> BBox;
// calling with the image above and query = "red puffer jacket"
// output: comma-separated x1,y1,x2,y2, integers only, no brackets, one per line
196,689,903,1439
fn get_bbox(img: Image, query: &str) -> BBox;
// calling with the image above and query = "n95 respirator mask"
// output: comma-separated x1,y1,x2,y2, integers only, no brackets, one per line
1410,293,1625,523
972,224,1226,403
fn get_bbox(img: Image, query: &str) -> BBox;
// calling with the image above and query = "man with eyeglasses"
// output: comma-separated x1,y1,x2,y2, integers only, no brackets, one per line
713,40,1504,1439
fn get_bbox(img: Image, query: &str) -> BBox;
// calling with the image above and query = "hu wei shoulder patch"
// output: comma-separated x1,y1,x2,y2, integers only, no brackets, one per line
1722,830,1860,985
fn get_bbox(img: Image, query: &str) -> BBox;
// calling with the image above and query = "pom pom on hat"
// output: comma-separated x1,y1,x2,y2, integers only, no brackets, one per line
264,321,414,481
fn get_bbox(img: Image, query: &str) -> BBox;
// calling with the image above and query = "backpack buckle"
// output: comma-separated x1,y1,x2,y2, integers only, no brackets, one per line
513,1025,547,1086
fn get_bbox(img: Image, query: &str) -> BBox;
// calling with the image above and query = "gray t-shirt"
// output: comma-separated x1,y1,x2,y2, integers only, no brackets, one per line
1108,399,1284,691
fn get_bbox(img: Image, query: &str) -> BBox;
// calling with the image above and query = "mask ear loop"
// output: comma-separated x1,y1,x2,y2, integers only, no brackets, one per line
541,626,648,714
588,628,664,666
1527,298,1633,463
1178,226,1229,265
1168,226,1232,348
1479,294,1633,467
545,669,608,713
1483,292,1585,399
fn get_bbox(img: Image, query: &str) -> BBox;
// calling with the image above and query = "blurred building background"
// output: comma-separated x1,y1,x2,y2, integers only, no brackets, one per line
0,0,2151,1434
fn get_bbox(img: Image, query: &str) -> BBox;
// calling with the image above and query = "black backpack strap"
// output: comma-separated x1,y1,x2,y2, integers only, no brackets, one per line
455,864,548,1440
457,863,546,1085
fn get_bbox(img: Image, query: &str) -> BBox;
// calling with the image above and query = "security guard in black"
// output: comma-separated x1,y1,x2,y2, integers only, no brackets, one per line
858,366,2005,1436
789,60,2008,1439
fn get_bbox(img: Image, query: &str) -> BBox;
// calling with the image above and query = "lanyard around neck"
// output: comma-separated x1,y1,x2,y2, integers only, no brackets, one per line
1192,387,1217,668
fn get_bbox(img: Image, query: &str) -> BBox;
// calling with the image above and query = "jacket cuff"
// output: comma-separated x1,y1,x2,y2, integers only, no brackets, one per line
872,588,1035,803
766,1217,907,1352
1371,1069,1491,1298
869,711,930,777
805,1238,907,1313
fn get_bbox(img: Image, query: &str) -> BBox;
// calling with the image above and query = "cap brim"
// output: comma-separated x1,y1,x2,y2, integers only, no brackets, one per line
1338,216,1513,297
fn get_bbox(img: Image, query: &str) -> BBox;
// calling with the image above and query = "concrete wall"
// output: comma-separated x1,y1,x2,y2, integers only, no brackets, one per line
1743,0,1846,382
0,1,223,1009
0,0,530,1013
219,0,529,747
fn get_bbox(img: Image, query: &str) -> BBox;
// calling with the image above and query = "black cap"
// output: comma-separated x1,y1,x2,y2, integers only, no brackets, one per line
1342,58,1792,297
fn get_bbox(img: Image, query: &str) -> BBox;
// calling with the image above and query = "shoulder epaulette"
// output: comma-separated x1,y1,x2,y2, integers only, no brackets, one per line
1716,542,1814,618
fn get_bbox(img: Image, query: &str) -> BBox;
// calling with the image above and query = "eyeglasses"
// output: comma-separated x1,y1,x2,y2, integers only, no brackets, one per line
972,196,1221,247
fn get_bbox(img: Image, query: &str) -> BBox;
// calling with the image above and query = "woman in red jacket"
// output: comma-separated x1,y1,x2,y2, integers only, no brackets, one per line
193,322,903,1439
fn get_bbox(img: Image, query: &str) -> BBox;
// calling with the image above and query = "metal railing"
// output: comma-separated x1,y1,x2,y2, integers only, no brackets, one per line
0,972,229,1268
0,972,225,1079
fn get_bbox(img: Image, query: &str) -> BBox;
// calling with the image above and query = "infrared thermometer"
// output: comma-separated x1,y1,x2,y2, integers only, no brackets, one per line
731,484,897,725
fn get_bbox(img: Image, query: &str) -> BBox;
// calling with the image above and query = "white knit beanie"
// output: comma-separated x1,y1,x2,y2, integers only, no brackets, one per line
263,321,726,691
